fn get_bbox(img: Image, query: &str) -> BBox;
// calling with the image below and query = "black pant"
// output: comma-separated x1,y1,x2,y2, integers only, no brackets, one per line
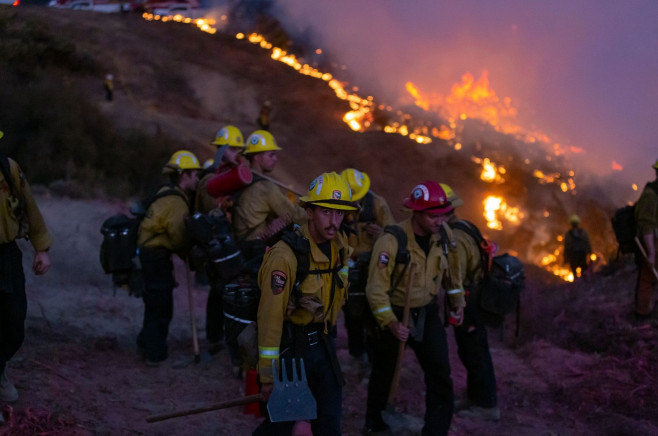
253,331,342,436
343,295,372,358
137,249,175,362
453,292,497,408
205,278,225,344
366,303,453,436
0,242,27,376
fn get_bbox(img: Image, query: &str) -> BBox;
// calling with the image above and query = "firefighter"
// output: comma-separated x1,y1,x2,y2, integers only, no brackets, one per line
253,172,355,436
364,181,465,435
232,130,306,244
194,126,246,353
256,100,272,131
440,183,500,422
195,125,246,214
104,74,114,101
341,168,395,369
634,159,658,319
563,214,592,279
136,150,200,366
0,130,52,404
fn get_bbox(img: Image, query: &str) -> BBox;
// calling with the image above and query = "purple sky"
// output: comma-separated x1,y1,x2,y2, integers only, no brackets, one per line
275,0,658,189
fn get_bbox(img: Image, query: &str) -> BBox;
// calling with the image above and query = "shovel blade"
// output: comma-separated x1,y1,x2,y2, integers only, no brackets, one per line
267,358,317,422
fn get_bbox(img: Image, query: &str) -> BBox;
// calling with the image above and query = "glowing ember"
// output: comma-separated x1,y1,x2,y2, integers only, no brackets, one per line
483,195,524,230
473,157,506,184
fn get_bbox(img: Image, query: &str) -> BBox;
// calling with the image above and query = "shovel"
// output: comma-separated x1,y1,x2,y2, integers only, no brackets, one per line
267,358,317,422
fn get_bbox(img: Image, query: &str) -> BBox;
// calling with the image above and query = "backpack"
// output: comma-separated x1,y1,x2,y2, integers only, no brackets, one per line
99,187,187,295
611,205,636,254
185,212,244,282
448,219,525,330
230,226,348,367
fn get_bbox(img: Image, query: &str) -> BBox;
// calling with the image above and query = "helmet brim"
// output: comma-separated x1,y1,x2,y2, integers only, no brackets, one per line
300,198,358,211
402,197,453,215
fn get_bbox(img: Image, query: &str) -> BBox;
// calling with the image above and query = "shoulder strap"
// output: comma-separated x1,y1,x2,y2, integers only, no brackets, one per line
280,229,311,306
358,192,375,223
383,224,411,291
146,186,189,213
449,219,491,274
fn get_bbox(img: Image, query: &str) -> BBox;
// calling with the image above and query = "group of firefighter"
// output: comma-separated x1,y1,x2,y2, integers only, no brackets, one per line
0,120,657,435
137,124,502,435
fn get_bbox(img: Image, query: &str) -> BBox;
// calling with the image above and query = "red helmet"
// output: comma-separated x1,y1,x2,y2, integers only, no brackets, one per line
403,181,453,215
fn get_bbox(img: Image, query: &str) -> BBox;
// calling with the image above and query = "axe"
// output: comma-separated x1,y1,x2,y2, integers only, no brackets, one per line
146,394,264,423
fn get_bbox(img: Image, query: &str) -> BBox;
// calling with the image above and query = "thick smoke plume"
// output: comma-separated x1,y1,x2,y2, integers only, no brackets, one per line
273,0,658,194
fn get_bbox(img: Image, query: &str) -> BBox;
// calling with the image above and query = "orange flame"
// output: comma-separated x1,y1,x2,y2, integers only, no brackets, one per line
612,161,623,171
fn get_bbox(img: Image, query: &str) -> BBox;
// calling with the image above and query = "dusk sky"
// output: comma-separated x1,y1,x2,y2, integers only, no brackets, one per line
275,1,657,189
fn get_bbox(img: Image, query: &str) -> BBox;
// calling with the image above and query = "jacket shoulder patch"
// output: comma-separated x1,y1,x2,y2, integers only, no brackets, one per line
377,252,390,268
271,270,287,295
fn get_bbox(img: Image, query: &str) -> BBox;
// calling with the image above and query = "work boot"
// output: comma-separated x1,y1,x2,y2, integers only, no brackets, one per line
453,397,473,411
0,371,19,403
457,405,501,422
363,415,392,435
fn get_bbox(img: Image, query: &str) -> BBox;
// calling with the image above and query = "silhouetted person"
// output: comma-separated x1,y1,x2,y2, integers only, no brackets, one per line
564,214,591,279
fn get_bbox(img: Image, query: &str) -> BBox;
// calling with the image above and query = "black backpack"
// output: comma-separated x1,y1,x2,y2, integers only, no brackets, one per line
99,187,187,295
186,212,244,282
611,181,658,256
611,205,636,254
448,220,525,331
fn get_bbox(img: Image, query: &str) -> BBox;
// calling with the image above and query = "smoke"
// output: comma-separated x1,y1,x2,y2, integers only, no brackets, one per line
273,0,658,193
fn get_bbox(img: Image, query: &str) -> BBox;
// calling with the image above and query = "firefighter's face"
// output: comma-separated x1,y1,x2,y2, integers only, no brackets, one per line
223,147,241,165
253,151,278,173
180,170,199,191
413,211,449,236
307,206,345,243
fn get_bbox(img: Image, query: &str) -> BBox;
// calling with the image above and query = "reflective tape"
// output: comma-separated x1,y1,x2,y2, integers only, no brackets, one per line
259,347,280,359
374,305,392,315
446,288,462,295
224,312,254,325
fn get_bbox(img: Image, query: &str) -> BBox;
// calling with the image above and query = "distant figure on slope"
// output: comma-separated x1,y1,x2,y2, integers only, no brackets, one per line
634,159,658,320
563,214,591,279
104,74,114,101
256,101,271,131
0,130,52,404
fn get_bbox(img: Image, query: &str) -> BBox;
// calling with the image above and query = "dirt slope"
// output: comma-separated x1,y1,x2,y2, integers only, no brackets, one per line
1,194,655,435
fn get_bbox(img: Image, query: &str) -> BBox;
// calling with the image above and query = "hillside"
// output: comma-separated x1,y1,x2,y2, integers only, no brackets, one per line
1,5,657,436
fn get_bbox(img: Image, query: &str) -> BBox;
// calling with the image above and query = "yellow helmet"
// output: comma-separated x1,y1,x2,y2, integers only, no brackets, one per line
164,150,202,173
569,214,580,224
653,159,658,169
439,183,464,208
341,168,370,202
244,130,282,154
0,131,3,140
299,172,358,211
211,125,245,148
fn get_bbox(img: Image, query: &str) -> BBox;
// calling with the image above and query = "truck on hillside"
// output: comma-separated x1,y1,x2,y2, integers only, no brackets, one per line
152,3,206,18
48,0,130,12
